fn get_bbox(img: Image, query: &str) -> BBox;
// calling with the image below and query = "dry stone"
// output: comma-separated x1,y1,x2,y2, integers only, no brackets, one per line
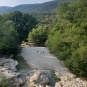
26,70,50,87
54,71,87,87
0,58,24,87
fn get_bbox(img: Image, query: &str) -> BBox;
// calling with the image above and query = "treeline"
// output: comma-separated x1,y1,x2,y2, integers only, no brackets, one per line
46,0,87,78
28,12,57,45
30,12,57,26
0,11,37,55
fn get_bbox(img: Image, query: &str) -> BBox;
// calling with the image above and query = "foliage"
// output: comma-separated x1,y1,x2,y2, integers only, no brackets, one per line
0,11,37,55
51,70,61,82
30,12,57,27
0,76,12,87
46,0,87,78
0,19,19,55
4,11,37,41
28,12,58,46
28,26,48,45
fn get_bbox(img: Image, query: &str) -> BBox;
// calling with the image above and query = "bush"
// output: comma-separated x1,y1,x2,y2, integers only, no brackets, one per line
0,76,12,87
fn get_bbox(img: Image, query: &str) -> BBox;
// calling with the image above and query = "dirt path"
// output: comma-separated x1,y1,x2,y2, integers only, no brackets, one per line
21,46,71,75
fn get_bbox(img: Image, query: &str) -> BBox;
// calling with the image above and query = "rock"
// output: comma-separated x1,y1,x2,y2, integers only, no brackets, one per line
55,82,62,87
18,78,24,84
54,71,87,87
46,85,51,87
26,70,49,87
0,58,23,87
11,75,25,87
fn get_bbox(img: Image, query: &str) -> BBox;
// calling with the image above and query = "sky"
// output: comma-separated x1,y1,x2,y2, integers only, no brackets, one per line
0,0,53,7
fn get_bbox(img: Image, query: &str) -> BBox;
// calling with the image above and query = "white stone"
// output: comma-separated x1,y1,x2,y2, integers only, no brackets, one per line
0,58,23,87
46,85,51,87
26,70,49,87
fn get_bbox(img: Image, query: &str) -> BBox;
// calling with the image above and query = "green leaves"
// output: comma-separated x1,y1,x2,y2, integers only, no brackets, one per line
0,11,37,55
0,20,19,55
0,76,12,87
28,26,48,45
46,0,87,78
5,11,37,42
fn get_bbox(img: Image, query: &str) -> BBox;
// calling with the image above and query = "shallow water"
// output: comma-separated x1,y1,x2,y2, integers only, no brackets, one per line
13,55,56,87
13,56,32,87
14,46,71,87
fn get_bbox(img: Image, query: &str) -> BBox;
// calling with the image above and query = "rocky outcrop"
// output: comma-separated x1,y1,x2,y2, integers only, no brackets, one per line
0,58,24,87
26,70,50,87
55,71,87,87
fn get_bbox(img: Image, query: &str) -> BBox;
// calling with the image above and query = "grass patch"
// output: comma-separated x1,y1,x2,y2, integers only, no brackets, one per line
0,76,12,87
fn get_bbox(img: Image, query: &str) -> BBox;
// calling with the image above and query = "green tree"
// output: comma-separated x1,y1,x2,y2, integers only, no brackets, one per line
28,26,48,45
0,20,19,55
5,11,37,42
46,0,87,78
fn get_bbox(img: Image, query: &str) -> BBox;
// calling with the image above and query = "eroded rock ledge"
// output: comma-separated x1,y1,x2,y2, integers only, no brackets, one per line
26,70,87,87
0,58,24,87
55,71,87,87
26,70,50,87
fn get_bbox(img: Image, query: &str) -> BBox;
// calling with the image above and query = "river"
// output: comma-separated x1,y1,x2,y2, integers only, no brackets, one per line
14,46,71,87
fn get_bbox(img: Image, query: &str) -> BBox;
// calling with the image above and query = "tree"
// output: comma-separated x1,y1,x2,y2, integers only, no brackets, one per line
46,0,87,78
5,11,38,42
0,20,19,55
28,26,48,45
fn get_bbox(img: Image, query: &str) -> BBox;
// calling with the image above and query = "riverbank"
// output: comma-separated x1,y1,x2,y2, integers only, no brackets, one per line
21,46,87,87
1,46,87,87
0,57,24,87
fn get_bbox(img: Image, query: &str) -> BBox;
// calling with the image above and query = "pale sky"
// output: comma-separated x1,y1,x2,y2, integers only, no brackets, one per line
0,0,53,7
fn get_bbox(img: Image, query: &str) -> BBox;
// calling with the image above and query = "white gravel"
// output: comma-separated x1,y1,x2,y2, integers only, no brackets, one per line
21,46,71,75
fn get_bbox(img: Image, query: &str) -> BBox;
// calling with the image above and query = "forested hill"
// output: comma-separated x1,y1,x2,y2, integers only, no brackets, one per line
0,6,11,14
0,0,61,14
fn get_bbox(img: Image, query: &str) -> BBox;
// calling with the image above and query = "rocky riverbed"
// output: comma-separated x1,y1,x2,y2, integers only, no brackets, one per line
25,70,87,87
0,57,24,87
21,46,87,87
0,46,87,87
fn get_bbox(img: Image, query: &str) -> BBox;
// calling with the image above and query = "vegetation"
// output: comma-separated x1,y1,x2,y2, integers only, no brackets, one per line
46,0,87,78
0,11,37,55
51,70,61,82
30,12,57,26
28,26,48,45
27,11,58,46
0,76,12,87
0,0,87,81
4,11,37,42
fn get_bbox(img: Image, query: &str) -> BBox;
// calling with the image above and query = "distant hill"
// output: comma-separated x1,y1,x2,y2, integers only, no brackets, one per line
0,6,11,14
0,0,61,14
27,0,61,12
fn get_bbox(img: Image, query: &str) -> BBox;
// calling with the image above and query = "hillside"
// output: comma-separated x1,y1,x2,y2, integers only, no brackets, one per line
0,0,61,14
0,6,11,14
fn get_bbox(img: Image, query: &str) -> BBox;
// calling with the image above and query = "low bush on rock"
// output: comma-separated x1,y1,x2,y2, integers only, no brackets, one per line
0,76,12,87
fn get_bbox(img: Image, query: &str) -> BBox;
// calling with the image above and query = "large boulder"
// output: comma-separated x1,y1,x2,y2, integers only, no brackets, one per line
0,58,19,79
11,77,24,87
0,58,24,87
26,70,49,87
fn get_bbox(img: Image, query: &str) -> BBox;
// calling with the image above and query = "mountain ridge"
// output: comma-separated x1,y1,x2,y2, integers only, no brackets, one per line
0,0,61,14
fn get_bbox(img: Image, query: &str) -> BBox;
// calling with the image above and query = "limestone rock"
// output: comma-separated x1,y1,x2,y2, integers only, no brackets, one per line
26,70,49,87
0,58,24,87
55,71,87,87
